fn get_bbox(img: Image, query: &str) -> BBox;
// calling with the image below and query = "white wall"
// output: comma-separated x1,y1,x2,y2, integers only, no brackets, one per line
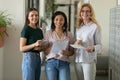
0,48,3,80
91,0,116,55
118,0,120,5
0,0,25,80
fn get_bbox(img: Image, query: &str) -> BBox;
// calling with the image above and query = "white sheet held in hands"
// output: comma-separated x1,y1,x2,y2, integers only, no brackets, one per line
70,36,85,49
50,40,68,57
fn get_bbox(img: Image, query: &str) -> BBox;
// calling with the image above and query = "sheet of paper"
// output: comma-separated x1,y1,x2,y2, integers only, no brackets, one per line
70,44,85,49
50,40,68,54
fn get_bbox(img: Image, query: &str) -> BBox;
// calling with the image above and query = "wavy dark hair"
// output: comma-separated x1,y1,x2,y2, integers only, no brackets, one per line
51,11,68,33
24,8,39,27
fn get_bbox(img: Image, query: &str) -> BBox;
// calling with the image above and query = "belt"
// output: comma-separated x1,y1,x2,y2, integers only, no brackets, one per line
47,58,58,61
31,50,40,53
24,50,40,53
23,52,40,57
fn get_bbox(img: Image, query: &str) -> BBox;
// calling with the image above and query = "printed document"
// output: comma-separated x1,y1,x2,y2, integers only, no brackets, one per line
50,40,68,54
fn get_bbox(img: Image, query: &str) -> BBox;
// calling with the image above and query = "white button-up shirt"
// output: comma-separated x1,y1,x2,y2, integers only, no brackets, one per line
75,22,102,63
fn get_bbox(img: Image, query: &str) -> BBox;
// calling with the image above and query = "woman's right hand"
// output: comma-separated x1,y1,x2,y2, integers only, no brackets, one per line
33,40,43,51
34,40,43,47
44,42,53,55
74,40,82,45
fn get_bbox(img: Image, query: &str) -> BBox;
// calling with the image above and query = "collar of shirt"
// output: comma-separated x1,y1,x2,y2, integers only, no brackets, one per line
81,21,93,27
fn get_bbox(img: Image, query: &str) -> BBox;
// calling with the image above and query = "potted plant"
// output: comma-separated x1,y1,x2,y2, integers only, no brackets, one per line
44,0,58,30
0,10,12,47
45,0,58,19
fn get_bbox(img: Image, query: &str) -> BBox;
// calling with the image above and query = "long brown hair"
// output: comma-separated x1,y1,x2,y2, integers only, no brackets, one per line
76,3,99,28
25,8,39,27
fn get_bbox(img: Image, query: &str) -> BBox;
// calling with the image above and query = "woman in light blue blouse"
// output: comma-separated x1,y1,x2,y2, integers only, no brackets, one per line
74,3,102,80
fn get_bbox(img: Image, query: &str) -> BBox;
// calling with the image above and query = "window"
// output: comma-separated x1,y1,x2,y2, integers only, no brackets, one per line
25,0,40,13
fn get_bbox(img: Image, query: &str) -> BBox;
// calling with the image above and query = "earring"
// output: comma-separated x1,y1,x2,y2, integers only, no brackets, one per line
63,26,65,30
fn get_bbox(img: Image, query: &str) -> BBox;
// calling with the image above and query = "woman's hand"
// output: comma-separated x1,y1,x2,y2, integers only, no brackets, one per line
34,46,41,51
74,40,82,45
85,45,95,52
33,40,44,51
44,42,53,55
34,40,43,47
60,50,69,56
60,45,74,56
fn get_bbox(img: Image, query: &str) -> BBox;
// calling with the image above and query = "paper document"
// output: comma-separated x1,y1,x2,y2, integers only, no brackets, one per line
70,44,85,49
50,40,68,54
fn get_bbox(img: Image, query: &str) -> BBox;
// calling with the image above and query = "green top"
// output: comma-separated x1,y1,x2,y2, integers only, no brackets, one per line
21,25,43,52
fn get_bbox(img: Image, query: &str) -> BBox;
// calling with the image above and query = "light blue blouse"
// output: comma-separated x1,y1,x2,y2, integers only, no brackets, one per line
75,22,102,63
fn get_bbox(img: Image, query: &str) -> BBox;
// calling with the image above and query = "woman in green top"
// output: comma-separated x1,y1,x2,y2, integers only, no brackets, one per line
20,8,43,80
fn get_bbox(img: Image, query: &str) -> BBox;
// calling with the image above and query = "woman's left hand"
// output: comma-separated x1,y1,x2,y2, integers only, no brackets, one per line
61,50,69,56
85,45,95,52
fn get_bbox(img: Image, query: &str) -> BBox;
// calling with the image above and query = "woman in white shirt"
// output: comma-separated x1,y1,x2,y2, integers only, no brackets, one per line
74,3,102,80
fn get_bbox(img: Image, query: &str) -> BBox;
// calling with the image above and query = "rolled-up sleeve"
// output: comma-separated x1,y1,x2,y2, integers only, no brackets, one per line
94,28,102,54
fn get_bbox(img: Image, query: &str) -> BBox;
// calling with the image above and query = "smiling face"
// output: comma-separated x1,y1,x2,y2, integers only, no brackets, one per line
81,6,91,21
54,15,65,30
28,10,39,26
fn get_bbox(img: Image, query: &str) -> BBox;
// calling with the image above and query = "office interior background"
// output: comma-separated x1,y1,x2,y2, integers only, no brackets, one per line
0,0,119,80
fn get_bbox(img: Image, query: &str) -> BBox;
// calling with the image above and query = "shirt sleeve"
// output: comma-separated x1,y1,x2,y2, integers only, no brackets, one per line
68,32,75,44
94,28,102,54
21,26,28,38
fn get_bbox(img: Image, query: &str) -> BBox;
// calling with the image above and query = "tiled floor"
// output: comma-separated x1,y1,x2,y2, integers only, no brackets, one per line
41,64,109,80
96,75,108,80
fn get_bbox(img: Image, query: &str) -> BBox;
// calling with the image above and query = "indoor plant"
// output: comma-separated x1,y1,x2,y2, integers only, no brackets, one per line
44,0,58,30
0,10,12,47
45,0,58,19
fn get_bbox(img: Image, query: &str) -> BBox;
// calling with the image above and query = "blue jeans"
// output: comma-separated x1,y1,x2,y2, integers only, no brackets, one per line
22,52,41,80
45,58,70,80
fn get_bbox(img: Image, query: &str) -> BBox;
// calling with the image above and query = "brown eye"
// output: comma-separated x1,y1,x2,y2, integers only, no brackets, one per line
35,14,38,17
31,15,33,17
81,10,90,13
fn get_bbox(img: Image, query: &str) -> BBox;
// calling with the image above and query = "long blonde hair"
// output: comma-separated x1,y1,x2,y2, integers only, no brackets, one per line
76,3,99,28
